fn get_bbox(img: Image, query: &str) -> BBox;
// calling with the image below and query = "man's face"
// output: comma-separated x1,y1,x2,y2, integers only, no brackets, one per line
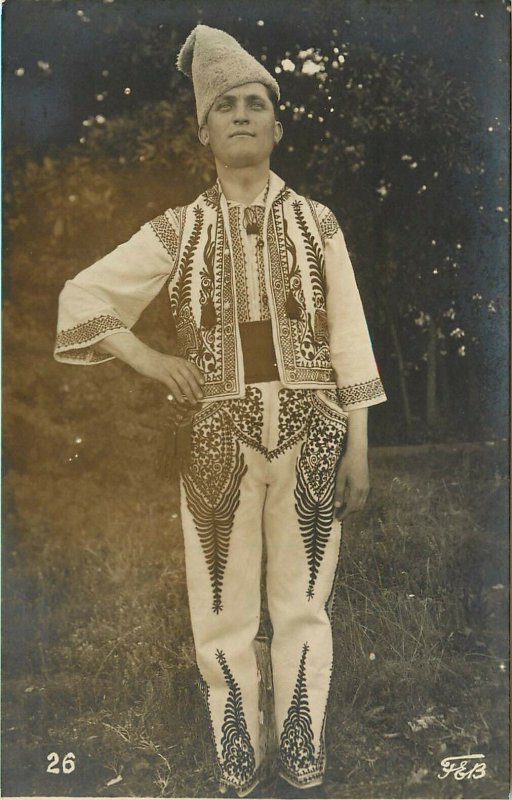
198,82,283,169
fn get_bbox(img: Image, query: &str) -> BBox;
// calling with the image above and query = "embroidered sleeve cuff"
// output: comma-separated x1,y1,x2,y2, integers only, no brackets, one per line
54,314,128,364
337,377,387,410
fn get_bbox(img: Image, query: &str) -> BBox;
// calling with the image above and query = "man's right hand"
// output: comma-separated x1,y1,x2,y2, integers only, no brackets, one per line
95,330,204,404
133,349,205,404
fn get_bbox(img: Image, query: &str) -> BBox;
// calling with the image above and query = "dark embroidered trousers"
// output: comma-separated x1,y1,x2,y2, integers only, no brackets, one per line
179,382,348,795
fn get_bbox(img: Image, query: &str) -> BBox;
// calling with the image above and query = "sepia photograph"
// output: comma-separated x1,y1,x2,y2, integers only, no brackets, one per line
3,0,510,798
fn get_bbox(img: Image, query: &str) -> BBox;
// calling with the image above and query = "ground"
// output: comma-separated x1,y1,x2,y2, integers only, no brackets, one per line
2,442,509,798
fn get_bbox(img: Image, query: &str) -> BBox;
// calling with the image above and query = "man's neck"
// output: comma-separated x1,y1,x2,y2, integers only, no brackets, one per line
216,162,271,205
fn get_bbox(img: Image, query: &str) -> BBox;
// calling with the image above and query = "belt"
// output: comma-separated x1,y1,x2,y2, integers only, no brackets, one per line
239,320,280,383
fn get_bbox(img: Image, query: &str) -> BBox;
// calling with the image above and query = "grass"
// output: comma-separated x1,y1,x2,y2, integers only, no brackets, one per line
2,442,509,798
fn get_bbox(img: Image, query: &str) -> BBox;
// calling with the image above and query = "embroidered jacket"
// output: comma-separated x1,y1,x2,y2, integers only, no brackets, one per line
55,171,386,410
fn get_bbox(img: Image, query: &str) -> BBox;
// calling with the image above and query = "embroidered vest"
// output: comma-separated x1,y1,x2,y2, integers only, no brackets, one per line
150,179,337,400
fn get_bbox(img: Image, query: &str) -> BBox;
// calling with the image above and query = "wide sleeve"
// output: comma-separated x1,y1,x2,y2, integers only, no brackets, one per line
320,207,387,411
54,215,179,365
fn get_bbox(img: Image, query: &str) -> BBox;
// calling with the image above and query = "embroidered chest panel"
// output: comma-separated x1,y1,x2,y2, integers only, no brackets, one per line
159,201,241,399
266,197,334,384
228,205,270,323
151,186,336,398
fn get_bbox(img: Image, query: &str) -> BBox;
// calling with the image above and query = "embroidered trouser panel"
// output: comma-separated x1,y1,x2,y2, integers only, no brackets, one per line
179,382,347,795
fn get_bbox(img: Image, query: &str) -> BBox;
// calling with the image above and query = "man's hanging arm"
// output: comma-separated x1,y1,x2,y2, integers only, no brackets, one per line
334,406,369,521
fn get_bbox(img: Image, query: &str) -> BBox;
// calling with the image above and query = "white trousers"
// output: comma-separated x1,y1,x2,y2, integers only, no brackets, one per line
179,382,348,796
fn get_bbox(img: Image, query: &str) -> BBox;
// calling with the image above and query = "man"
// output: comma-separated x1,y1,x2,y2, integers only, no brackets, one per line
54,25,386,799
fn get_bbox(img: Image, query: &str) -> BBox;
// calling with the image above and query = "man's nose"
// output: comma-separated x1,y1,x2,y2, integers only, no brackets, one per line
233,103,250,123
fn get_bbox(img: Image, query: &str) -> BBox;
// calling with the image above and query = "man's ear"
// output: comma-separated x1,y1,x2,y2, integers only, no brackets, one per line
198,125,209,146
274,121,283,145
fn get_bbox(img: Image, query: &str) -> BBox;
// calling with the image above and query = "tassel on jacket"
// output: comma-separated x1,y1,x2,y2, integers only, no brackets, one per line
286,291,302,320
244,207,261,235
200,299,217,329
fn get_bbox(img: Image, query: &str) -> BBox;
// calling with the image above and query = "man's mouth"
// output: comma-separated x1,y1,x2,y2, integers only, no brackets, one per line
230,131,255,137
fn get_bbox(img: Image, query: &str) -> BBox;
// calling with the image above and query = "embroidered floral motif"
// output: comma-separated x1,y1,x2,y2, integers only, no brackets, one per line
279,643,325,785
55,314,126,353
295,468,335,601
171,205,203,323
295,394,347,599
275,389,311,457
182,405,247,613
216,649,257,792
226,386,265,453
274,186,292,204
292,200,326,308
338,377,384,407
171,206,204,369
284,217,306,320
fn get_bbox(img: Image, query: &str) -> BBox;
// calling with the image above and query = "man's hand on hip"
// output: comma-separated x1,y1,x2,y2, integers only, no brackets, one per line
95,330,204,404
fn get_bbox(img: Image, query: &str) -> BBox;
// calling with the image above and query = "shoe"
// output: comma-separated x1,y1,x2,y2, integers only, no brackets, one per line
274,778,326,798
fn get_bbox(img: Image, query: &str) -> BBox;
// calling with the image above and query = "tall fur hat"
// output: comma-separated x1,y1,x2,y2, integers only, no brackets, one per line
176,24,280,126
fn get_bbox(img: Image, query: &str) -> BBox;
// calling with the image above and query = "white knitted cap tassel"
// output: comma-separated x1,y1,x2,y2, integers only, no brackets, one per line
176,24,280,126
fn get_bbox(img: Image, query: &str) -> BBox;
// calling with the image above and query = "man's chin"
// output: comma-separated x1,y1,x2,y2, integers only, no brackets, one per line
219,153,273,170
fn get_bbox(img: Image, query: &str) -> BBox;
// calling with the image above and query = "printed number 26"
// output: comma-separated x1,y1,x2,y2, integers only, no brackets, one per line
47,752,76,774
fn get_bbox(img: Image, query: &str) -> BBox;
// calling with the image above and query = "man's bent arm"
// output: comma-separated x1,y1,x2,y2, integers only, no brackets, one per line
54,222,178,366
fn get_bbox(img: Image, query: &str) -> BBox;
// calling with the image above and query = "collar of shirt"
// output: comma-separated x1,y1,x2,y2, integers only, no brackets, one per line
217,180,269,209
